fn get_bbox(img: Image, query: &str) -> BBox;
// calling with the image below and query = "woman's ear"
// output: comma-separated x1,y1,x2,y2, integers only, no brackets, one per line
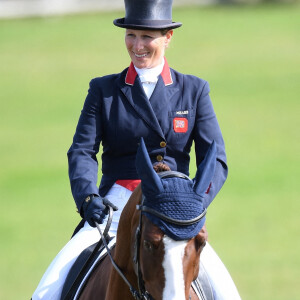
165,30,173,47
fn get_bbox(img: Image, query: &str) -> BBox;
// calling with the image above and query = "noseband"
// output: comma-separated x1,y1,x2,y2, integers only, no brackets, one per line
97,171,207,300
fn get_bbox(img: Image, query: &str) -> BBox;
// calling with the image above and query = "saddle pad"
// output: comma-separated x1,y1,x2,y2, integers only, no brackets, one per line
192,261,214,300
60,236,116,300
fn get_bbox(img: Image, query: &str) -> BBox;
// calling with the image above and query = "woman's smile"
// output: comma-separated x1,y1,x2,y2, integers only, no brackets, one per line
125,29,173,69
134,52,149,58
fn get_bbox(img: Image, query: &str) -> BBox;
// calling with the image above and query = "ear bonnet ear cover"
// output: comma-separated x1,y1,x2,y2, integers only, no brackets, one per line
136,138,217,240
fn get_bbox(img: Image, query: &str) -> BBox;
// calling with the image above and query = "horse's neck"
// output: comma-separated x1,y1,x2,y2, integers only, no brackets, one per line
105,186,142,299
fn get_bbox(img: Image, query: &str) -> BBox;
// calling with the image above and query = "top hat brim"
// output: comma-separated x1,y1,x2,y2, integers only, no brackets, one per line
113,18,182,30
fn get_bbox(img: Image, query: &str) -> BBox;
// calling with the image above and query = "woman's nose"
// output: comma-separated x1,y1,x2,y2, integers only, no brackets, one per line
134,38,144,52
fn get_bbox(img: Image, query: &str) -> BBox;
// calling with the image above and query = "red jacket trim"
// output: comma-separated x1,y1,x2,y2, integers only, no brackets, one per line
125,57,173,86
125,62,137,86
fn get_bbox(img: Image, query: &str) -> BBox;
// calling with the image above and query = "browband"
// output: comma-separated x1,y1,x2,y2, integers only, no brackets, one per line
158,171,192,181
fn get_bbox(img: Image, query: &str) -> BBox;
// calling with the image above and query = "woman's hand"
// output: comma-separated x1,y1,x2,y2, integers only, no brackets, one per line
82,195,109,227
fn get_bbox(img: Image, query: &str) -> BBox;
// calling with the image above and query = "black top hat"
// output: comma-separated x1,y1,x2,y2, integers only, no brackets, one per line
113,0,182,30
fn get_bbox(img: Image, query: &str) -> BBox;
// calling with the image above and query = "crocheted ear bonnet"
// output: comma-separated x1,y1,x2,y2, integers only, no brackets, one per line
136,138,216,241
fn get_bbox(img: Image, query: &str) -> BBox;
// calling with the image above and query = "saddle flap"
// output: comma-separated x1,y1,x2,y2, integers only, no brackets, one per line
60,237,115,300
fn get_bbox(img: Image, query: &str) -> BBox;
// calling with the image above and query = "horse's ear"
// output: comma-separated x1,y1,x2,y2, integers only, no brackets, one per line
136,138,164,194
193,141,217,196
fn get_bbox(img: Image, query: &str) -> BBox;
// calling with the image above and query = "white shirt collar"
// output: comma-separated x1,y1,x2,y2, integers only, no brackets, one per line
134,60,165,84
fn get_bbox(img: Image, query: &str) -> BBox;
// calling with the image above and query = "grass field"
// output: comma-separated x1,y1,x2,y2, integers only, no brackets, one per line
0,4,299,299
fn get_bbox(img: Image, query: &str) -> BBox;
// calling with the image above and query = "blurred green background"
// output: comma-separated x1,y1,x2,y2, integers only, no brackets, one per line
0,4,299,300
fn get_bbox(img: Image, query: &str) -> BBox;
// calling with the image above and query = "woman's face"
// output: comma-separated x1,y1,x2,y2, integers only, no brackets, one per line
125,29,173,69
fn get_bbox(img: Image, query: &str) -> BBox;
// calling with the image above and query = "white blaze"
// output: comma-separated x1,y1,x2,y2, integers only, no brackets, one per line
162,236,187,300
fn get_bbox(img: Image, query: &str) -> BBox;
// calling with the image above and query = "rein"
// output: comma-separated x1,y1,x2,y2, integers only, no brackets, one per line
96,223,143,300
96,200,147,300
98,171,206,300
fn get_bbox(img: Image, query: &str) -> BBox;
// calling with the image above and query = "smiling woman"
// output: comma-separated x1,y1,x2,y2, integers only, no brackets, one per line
125,29,173,69
31,0,241,299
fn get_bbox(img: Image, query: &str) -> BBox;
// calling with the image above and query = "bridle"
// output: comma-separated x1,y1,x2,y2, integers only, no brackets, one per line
97,171,207,300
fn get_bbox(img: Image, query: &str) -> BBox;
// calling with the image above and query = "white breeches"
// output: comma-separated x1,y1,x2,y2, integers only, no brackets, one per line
32,184,241,300
201,243,241,300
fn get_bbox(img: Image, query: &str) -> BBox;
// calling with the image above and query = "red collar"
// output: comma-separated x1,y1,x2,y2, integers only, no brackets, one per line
125,57,173,86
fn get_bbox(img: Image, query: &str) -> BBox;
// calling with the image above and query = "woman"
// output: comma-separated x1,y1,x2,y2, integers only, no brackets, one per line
32,0,241,299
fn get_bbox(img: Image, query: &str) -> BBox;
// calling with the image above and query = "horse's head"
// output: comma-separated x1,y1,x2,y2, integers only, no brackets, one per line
133,138,216,300
136,214,207,300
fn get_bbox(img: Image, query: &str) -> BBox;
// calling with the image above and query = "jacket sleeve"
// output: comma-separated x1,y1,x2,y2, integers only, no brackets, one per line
67,79,103,213
194,81,228,208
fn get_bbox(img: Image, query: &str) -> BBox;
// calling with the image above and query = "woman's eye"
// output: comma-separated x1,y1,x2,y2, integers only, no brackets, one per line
126,33,135,38
141,35,152,39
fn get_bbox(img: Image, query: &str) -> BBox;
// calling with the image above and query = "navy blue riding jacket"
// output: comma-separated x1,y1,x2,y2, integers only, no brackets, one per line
68,59,228,214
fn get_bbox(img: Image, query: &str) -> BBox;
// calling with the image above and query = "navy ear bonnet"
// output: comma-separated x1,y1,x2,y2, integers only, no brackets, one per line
142,176,206,241
136,138,217,241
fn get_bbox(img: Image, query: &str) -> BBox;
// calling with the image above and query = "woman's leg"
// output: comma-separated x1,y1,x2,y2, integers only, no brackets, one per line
200,242,241,300
32,222,101,300
103,183,134,236
32,184,132,300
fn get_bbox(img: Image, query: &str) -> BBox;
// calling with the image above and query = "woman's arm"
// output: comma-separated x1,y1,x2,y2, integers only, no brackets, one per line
194,81,228,208
67,79,103,214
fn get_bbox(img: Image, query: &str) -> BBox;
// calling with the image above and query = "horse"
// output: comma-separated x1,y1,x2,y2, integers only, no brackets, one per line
71,139,217,300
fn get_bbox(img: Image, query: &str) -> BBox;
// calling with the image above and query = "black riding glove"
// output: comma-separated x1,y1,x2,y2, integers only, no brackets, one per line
82,195,109,227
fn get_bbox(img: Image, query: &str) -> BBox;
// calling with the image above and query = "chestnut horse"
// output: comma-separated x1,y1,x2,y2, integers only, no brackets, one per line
76,139,216,300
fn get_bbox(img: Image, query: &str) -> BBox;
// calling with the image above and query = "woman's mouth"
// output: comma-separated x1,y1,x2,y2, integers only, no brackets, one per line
134,52,148,58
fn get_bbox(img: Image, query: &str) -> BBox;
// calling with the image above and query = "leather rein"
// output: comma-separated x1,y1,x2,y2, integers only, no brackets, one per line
96,171,207,300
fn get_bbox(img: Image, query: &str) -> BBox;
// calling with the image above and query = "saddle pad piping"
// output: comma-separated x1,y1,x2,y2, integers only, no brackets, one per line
73,237,116,300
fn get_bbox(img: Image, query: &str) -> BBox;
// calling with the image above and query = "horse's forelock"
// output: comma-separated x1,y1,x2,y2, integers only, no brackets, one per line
153,162,171,173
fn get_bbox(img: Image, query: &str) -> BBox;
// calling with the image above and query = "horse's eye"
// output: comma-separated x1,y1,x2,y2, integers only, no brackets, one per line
143,240,153,252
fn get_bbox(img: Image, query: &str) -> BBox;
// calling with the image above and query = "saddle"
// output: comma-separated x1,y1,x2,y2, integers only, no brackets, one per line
60,236,115,300
193,263,215,300
60,237,214,300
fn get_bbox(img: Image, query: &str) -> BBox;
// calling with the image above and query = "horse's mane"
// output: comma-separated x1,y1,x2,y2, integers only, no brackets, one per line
153,162,171,173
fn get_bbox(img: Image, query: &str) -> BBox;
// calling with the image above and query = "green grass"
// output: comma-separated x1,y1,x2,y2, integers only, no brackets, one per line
0,4,299,299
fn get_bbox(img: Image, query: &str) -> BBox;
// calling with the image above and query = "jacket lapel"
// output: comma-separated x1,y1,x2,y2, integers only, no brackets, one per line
121,76,165,139
149,73,180,116
119,59,179,139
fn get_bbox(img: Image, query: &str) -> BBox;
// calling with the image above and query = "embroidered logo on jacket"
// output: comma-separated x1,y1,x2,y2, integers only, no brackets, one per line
176,110,189,115
173,118,188,133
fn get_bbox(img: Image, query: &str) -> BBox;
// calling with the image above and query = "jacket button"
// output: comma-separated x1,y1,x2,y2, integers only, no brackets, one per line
160,141,167,148
156,155,163,162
